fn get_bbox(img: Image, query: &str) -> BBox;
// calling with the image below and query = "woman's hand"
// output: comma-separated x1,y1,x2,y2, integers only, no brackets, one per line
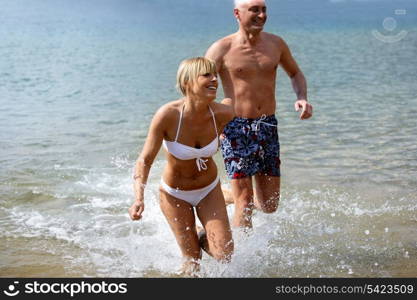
128,199,144,221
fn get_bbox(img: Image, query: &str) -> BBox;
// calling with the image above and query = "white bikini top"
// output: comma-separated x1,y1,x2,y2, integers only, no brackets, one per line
163,104,219,171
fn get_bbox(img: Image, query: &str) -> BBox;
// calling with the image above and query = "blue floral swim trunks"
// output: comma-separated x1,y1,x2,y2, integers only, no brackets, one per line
220,114,281,179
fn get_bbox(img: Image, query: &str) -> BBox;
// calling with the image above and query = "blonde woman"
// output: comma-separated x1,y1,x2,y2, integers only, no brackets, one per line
128,57,234,274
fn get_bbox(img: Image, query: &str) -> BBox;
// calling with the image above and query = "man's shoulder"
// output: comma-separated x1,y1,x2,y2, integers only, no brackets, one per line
208,34,234,51
262,32,285,45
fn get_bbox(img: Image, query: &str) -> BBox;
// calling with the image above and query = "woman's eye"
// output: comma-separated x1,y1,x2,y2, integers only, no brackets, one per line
203,73,210,77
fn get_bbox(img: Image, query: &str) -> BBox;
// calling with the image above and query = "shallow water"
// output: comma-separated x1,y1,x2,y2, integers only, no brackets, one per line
1,0,416,277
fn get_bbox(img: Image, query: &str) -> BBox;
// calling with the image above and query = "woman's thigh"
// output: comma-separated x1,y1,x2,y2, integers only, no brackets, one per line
159,188,200,259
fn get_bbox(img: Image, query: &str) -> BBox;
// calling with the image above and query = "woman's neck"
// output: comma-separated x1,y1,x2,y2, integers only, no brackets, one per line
183,96,211,115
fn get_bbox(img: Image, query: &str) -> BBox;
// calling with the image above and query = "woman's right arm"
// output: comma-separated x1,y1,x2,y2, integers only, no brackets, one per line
129,108,166,221
219,98,235,127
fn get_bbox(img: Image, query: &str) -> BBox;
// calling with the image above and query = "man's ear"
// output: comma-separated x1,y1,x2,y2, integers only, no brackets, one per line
233,8,240,21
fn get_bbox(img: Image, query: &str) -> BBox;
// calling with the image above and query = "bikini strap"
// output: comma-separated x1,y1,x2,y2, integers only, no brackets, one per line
208,106,218,137
174,104,185,142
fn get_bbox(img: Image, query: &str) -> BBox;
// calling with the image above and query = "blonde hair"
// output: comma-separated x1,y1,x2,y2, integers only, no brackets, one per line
176,57,217,96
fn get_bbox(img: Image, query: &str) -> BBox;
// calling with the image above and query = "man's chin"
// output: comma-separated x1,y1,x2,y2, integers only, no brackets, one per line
250,26,264,34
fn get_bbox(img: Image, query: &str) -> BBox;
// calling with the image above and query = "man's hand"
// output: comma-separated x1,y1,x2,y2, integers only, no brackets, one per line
128,200,144,221
294,99,313,120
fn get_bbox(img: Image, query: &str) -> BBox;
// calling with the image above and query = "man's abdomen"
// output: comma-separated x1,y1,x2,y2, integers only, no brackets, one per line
224,78,277,118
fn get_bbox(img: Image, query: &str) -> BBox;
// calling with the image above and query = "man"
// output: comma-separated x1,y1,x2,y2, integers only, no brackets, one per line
205,0,313,228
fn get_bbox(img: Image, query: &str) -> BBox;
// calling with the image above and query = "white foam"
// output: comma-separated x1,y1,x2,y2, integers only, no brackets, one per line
2,154,416,277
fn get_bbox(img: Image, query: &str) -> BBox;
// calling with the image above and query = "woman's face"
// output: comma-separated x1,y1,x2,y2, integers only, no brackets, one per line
188,72,218,100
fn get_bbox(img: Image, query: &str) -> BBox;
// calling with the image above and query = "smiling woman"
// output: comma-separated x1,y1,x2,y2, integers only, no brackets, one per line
128,57,235,276
176,57,219,96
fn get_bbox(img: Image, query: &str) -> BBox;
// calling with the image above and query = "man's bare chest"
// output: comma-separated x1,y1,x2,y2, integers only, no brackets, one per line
223,48,281,78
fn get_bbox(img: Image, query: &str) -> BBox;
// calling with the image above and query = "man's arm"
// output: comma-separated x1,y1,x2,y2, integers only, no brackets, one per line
279,37,312,120
205,39,227,74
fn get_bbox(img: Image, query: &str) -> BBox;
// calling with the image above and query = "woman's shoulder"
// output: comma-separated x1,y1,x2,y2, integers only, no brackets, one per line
149,99,183,132
154,99,183,119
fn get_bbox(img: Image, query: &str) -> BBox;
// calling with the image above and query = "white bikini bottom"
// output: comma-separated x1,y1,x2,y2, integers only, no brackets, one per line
160,174,220,207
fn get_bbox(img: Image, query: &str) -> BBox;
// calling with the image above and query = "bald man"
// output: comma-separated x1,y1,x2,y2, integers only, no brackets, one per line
205,0,313,228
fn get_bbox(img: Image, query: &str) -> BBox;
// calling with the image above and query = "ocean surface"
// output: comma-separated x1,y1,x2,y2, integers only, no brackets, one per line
1,0,416,277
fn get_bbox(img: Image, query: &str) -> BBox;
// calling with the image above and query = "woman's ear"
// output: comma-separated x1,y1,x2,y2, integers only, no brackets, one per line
184,80,192,95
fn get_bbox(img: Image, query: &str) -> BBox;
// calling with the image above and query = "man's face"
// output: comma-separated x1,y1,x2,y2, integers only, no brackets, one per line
235,0,267,33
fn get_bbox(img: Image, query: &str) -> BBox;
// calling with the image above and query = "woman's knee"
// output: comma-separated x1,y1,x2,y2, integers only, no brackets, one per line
209,232,234,262
173,228,201,260
213,239,234,262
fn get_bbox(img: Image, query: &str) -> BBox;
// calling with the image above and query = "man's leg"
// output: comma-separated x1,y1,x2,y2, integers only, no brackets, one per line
253,174,280,213
221,185,234,205
253,114,281,214
230,177,255,228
